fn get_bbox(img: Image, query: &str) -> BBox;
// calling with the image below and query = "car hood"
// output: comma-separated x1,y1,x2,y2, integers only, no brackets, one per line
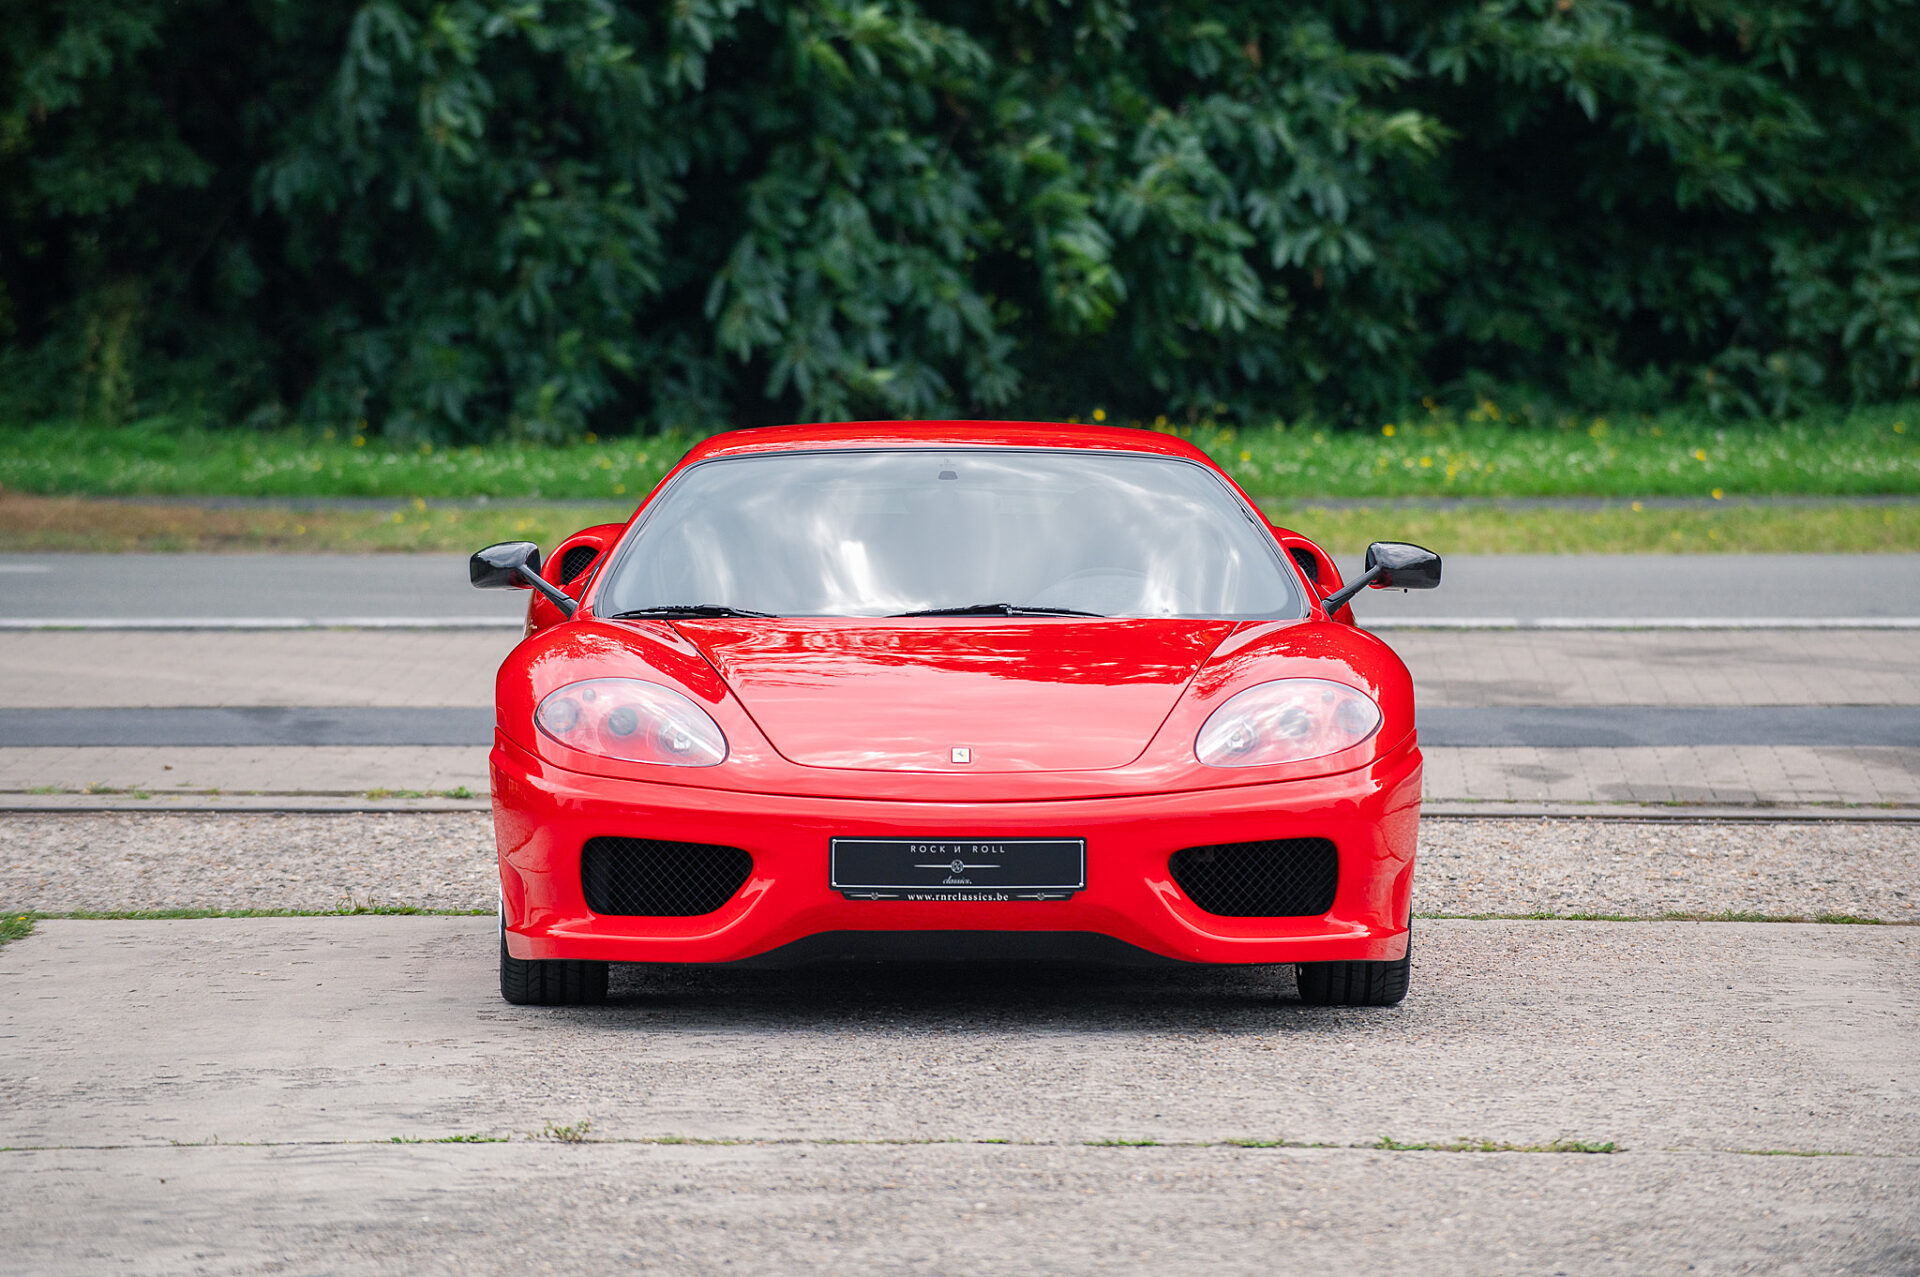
673,619,1239,772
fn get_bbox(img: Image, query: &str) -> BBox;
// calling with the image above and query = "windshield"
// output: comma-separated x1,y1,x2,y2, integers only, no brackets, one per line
597,448,1305,620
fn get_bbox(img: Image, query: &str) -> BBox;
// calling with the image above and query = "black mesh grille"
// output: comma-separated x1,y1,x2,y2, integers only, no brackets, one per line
558,544,600,584
581,838,753,916
1287,545,1321,583
1168,838,1338,917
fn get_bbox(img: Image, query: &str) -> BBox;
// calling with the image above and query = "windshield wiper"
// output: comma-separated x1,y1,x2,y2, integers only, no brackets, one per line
889,603,1106,618
609,604,777,619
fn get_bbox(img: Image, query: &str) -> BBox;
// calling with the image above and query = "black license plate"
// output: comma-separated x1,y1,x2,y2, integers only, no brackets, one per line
830,838,1086,901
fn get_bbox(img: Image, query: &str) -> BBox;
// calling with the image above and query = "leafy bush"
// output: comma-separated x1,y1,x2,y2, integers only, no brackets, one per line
3,0,1917,439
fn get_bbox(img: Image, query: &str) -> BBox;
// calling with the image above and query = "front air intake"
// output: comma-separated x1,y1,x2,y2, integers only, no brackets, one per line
581,837,753,916
1168,838,1339,917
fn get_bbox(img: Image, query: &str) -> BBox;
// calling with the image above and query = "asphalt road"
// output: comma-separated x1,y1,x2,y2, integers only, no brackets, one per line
2,916,1914,1274
5,552,1919,623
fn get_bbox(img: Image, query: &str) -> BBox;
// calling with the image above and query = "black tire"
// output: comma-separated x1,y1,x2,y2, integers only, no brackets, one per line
500,923,609,1006
1295,930,1411,1007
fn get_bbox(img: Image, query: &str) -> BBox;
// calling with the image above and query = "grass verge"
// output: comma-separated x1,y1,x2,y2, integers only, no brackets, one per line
2,403,1916,502
1371,1136,1617,1154
28,906,490,920
0,491,629,553
5,491,1915,555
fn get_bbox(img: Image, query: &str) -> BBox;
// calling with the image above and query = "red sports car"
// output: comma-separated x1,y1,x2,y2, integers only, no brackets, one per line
472,422,1440,1007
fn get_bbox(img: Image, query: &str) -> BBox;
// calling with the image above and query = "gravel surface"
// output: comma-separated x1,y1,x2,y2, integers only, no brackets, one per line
0,812,496,914
1419,818,1920,920
1,813,1915,920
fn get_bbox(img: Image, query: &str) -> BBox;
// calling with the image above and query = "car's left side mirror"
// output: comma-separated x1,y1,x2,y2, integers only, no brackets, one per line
1365,541,1441,590
1319,541,1441,616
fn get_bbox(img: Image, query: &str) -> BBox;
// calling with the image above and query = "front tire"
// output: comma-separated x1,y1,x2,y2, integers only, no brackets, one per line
1295,929,1411,1007
500,921,609,1006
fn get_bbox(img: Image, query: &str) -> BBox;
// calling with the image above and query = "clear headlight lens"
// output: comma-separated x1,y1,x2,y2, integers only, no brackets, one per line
1195,678,1382,768
535,678,727,766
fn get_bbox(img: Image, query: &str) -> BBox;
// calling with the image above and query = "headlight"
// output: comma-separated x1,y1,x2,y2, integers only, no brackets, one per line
535,678,727,766
1195,678,1381,768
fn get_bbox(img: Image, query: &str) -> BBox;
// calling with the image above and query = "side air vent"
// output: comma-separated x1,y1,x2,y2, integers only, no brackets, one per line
581,837,753,916
558,544,600,584
1168,838,1338,917
1287,546,1320,584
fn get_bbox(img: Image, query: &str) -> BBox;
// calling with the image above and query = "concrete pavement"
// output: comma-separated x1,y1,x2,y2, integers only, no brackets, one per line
8,1142,1914,1275
2,916,1915,1273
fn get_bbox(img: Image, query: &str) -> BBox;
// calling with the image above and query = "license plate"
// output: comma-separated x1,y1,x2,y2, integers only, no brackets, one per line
830,838,1086,901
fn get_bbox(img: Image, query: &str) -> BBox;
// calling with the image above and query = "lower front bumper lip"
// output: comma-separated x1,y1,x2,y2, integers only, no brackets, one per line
491,735,1422,966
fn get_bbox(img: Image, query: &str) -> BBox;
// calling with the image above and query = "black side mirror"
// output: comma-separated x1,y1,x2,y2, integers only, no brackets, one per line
1319,541,1442,616
471,541,542,589
1365,541,1442,590
470,540,578,617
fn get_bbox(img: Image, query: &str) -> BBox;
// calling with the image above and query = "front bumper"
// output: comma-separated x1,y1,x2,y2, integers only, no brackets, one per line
492,733,1422,966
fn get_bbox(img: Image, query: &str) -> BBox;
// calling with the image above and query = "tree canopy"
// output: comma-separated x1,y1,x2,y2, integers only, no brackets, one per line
4,0,1917,440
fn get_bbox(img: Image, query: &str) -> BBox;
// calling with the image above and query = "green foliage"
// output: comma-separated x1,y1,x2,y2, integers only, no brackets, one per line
7,401,1916,502
3,0,1918,438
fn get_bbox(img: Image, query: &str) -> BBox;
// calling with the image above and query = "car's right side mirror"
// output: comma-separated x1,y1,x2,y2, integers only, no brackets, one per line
470,539,579,617
1365,541,1441,590
470,540,543,589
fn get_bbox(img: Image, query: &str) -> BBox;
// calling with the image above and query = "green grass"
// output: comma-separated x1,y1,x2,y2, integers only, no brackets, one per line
0,421,701,501
362,787,476,801
539,1119,594,1144
1193,400,1918,498
3,401,1916,501
0,913,33,948
1371,1136,1618,1154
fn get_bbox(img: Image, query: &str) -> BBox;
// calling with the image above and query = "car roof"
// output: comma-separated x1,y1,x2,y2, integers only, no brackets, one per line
680,421,1216,466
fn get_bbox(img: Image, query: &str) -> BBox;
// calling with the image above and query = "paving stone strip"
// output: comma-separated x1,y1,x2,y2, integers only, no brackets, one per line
2,812,1914,921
